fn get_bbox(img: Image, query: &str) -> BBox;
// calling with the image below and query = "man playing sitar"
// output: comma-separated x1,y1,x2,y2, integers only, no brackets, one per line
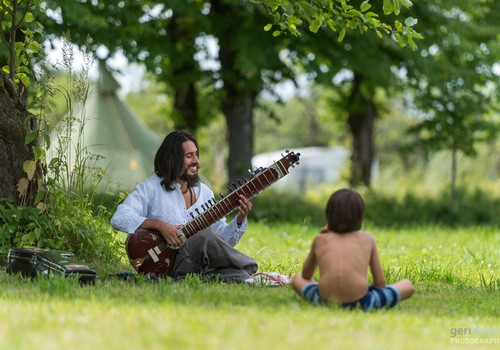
111,130,258,281
112,130,299,281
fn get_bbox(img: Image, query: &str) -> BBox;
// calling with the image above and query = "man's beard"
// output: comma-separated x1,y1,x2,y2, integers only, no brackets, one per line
180,170,200,187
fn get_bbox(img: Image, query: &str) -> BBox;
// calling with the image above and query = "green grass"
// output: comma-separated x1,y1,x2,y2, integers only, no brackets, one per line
1,223,499,350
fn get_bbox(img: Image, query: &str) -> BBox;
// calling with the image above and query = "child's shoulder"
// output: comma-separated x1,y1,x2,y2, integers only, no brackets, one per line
357,230,375,239
356,231,378,246
358,230,373,236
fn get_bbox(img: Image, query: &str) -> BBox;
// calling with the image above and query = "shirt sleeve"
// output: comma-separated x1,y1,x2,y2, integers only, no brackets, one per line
211,215,248,247
110,183,149,234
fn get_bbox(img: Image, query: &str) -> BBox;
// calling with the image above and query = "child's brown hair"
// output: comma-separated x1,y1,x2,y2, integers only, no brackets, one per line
326,188,365,233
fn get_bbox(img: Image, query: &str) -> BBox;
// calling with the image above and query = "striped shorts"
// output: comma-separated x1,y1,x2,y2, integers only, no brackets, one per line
301,283,400,311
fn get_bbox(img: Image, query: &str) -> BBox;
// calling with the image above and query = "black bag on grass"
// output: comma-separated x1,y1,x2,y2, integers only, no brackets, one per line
6,247,96,285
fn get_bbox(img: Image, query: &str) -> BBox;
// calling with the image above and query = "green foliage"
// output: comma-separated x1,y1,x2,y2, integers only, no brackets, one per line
250,189,325,225
254,86,349,153
0,199,46,251
249,184,500,228
363,189,500,227
0,33,123,265
256,0,422,48
399,0,500,174
0,0,44,88
0,195,122,265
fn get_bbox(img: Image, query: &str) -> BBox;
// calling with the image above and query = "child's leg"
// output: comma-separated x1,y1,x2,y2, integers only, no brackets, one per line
291,273,316,297
392,279,415,301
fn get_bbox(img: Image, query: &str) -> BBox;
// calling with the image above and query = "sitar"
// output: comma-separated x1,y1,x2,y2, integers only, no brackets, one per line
125,150,300,278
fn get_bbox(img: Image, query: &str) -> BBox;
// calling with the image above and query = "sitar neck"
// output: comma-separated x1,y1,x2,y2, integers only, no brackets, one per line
180,151,299,238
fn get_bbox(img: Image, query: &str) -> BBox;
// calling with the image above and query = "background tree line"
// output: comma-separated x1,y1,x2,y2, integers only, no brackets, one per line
38,0,499,189
1,0,499,201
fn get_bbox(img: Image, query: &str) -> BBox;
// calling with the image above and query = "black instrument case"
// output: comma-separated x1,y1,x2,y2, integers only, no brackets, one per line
6,247,96,285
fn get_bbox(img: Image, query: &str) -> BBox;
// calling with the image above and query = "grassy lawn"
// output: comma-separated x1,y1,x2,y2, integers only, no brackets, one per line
1,223,499,350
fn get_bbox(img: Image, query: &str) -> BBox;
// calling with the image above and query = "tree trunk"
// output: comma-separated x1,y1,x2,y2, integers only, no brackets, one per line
347,73,376,187
222,91,255,183
168,13,199,132
173,81,198,131
212,0,257,185
0,71,31,205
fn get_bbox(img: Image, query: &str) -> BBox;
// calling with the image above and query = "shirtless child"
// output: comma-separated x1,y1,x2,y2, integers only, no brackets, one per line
291,188,414,311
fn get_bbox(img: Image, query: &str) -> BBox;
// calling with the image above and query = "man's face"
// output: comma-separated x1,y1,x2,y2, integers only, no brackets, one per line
180,140,199,180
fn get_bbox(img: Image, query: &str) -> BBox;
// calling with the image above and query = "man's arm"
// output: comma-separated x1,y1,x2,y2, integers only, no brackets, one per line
211,194,252,247
236,194,252,225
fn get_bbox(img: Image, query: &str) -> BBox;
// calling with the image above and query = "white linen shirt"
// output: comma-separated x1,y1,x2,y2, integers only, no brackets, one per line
110,175,248,247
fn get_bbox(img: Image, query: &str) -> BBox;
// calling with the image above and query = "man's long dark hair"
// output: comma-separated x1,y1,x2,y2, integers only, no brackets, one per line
154,130,200,191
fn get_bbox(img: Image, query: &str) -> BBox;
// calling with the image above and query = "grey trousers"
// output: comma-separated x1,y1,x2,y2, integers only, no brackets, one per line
171,229,258,281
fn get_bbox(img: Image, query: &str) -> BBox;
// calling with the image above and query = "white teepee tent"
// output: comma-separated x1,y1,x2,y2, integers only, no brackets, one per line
49,62,163,192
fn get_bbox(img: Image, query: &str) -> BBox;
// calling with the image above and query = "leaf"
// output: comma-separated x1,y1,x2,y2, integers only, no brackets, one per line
17,178,29,197
401,0,413,8
309,19,322,33
36,201,46,213
404,17,418,27
33,145,44,163
360,1,372,12
412,32,424,40
19,73,30,88
28,40,41,53
23,160,37,180
395,33,407,47
34,227,42,240
25,130,38,145
43,133,51,149
264,23,273,31
326,19,337,31
338,28,346,42
25,12,35,23
273,12,281,23
394,20,403,31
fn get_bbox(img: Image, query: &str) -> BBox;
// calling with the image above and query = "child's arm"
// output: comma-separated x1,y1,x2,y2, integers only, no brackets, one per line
369,235,387,288
301,238,318,280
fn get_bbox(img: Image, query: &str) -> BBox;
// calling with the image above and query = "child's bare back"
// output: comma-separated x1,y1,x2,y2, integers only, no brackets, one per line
292,188,414,311
314,231,377,303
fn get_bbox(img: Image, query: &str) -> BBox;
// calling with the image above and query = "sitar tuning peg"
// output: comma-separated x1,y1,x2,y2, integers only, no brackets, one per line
219,192,225,199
